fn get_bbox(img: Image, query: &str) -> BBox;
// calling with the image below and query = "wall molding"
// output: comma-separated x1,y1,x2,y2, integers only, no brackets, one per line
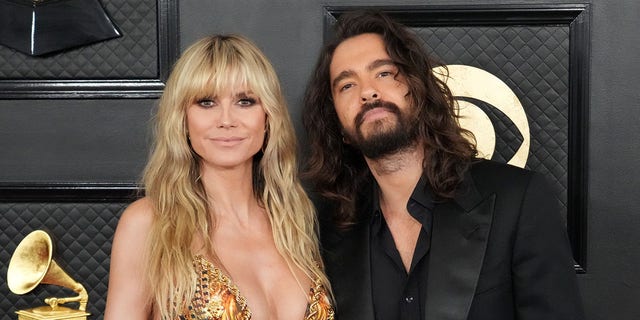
0,183,141,202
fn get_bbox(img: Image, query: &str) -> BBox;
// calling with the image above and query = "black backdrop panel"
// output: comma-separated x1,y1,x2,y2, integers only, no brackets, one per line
0,0,158,79
0,0,178,99
418,25,570,218
0,202,127,320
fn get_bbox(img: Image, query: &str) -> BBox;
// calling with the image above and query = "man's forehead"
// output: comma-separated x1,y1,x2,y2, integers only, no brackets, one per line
329,33,390,77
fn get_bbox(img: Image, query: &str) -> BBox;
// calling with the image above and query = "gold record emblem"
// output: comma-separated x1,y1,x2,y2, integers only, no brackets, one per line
433,65,530,168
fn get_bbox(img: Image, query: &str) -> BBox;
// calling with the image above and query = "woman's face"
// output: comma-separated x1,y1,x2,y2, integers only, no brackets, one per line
186,86,267,171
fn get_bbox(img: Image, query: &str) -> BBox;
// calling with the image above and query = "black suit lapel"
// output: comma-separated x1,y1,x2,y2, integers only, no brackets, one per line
424,178,496,320
323,220,375,319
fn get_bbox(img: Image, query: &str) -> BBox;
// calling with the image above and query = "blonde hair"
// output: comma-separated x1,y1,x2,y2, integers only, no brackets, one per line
143,34,329,318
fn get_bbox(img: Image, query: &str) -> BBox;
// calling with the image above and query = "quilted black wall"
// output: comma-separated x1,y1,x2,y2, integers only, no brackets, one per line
1,1,639,320
0,202,128,318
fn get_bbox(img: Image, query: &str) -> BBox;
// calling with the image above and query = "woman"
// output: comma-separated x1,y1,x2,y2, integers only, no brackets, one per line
104,35,333,320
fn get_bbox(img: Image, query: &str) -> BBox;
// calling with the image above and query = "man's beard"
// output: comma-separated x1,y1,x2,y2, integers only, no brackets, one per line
345,100,419,159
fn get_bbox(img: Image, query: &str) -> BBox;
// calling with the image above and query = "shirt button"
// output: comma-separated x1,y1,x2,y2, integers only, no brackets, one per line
405,296,414,303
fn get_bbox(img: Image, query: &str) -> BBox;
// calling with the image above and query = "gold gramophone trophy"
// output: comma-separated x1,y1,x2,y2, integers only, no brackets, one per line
7,230,90,320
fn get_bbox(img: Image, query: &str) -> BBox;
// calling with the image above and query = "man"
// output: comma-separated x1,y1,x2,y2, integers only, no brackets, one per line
302,11,585,320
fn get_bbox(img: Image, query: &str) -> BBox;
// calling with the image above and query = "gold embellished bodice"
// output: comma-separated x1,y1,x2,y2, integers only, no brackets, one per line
177,255,334,320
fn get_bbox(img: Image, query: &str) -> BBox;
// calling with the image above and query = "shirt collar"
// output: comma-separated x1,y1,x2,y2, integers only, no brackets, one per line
371,176,435,226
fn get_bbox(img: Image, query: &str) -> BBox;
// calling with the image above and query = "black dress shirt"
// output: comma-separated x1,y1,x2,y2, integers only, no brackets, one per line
370,178,435,320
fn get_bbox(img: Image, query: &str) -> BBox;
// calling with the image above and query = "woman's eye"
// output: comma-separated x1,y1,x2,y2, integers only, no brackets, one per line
197,99,216,108
238,98,257,106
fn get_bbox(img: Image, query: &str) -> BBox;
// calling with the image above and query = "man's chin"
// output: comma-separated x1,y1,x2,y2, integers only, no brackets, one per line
358,122,398,140
352,125,419,159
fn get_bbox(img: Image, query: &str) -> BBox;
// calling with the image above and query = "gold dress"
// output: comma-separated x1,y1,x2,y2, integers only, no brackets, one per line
178,255,334,320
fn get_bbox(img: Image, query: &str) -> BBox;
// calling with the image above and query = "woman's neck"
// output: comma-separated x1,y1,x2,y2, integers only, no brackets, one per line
200,161,261,225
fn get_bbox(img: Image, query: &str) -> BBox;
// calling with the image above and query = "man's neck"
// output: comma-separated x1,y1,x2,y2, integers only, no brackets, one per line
366,145,424,217
367,145,426,273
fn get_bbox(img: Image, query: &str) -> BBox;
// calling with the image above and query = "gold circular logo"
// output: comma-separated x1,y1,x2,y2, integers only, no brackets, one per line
433,65,530,168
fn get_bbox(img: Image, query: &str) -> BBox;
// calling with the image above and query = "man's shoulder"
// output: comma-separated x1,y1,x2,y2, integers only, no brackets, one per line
469,158,533,179
469,158,529,174
465,159,541,194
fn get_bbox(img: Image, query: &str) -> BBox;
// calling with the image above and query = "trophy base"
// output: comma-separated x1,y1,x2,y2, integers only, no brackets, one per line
16,306,90,320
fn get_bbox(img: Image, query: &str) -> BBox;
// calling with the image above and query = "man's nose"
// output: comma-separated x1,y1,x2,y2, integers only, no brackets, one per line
360,84,380,102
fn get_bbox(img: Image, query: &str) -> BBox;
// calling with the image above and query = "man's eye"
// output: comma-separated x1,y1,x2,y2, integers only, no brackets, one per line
378,71,393,78
340,83,354,92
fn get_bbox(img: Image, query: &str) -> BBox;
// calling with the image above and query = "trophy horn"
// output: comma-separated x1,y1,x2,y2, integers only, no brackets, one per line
7,230,89,313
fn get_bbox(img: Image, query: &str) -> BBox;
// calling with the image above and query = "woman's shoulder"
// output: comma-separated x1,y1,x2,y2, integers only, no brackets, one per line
116,197,155,235
105,199,155,319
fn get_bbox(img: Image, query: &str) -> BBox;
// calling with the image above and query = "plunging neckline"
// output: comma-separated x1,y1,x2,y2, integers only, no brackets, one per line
189,254,334,320
194,254,251,315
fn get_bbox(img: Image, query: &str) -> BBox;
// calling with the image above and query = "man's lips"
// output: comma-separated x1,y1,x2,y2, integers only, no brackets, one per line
361,107,393,123
355,100,401,128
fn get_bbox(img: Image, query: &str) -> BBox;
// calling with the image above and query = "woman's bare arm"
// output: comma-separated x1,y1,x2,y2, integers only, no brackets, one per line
104,198,154,319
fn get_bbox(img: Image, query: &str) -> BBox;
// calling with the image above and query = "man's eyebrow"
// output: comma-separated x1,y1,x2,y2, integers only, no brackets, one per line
331,59,398,90
368,59,396,71
331,70,355,90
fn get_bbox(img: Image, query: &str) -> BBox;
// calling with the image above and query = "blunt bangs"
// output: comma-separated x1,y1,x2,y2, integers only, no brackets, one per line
179,39,274,111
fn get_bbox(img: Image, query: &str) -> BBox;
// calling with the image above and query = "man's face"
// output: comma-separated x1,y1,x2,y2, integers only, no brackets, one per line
329,33,417,158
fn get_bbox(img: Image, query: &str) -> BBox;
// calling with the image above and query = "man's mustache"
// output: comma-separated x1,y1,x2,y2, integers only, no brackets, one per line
355,100,401,129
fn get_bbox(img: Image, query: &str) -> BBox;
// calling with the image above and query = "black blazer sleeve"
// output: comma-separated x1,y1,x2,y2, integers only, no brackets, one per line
511,172,585,320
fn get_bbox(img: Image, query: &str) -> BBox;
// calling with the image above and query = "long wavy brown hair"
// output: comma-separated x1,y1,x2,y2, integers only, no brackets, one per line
302,11,477,228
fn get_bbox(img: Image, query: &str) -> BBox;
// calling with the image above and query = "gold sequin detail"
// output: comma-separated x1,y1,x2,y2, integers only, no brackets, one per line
306,275,335,320
178,255,334,320
178,255,251,320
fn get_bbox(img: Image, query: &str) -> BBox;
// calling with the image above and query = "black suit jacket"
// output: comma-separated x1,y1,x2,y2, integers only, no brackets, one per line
320,160,585,320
